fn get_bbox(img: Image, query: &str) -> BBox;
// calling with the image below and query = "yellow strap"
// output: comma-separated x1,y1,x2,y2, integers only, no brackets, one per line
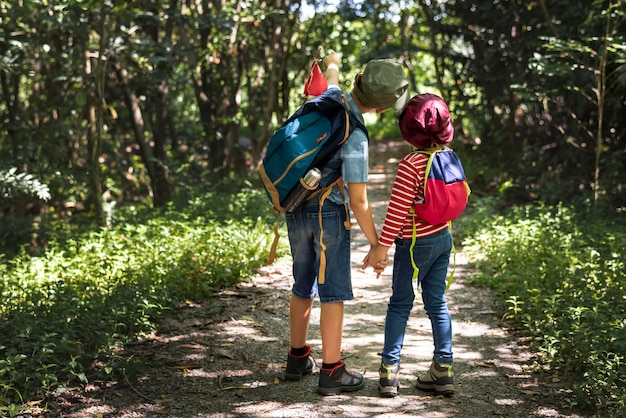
267,210,281,264
409,144,457,292
316,177,350,285
259,163,285,211
409,209,457,293
409,207,420,293
317,184,334,285
446,221,456,291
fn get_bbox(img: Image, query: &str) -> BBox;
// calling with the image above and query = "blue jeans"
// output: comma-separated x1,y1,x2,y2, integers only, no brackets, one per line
381,229,453,366
285,200,353,303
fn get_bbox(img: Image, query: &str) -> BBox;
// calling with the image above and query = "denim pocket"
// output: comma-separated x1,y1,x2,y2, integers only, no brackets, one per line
309,209,342,244
410,244,435,268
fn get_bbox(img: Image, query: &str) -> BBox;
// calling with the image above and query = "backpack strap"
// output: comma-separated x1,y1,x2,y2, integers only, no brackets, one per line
445,221,457,291
267,209,281,265
316,177,350,285
408,208,457,292
409,207,420,293
267,177,351,283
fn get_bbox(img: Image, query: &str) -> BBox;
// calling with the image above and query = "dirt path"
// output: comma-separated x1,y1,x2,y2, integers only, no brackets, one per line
52,142,588,418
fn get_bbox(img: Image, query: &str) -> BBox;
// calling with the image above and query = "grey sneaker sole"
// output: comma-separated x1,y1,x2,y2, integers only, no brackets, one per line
379,384,398,398
416,381,454,396
317,379,365,396
284,370,311,381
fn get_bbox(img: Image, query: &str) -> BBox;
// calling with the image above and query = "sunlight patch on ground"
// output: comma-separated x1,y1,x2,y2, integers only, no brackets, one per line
495,398,525,406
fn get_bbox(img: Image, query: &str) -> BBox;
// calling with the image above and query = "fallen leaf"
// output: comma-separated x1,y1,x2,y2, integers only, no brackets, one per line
215,348,235,359
521,389,542,395
172,363,202,370
178,344,204,350
474,361,496,368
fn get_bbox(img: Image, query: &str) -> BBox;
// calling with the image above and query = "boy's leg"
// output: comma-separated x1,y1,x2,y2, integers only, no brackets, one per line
318,305,365,397
285,295,317,381
290,294,313,348
314,203,363,395
320,301,343,363
317,302,364,395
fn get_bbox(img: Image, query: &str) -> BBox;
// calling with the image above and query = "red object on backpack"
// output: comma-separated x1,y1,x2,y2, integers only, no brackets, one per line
303,60,328,96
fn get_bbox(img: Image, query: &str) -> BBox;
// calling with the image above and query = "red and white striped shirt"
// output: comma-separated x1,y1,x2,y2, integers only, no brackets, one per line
378,152,449,247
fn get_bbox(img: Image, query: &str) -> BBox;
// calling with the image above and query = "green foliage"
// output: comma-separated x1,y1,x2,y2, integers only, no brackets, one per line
0,187,281,411
462,201,626,414
0,168,51,201
364,113,403,140
441,0,625,209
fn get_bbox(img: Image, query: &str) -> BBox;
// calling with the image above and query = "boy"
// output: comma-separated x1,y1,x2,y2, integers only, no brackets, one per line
284,53,409,395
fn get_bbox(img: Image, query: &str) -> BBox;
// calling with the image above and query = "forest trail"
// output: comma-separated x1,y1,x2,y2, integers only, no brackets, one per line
52,141,588,418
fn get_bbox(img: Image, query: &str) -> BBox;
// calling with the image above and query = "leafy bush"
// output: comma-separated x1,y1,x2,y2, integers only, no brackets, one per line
0,168,53,258
0,187,285,413
462,201,626,415
0,168,51,201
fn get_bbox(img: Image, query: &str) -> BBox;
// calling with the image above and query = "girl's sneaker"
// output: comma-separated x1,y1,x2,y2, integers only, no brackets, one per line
284,345,317,381
317,360,364,395
416,361,454,396
379,363,400,398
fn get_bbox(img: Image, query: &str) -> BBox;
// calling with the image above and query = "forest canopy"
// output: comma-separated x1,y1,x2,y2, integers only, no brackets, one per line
1,0,624,227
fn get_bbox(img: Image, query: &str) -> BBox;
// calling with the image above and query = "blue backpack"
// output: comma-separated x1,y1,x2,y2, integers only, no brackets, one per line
259,89,367,281
259,89,367,212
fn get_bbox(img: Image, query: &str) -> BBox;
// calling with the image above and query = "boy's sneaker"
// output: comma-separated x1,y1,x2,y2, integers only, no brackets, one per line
284,345,317,381
416,361,454,396
379,363,400,398
317,360,364,395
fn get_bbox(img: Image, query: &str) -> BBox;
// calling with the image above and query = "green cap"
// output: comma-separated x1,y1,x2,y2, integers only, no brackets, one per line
353,59,409,110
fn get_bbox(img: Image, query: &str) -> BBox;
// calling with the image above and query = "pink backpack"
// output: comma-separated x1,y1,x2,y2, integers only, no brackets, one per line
412,146,470,224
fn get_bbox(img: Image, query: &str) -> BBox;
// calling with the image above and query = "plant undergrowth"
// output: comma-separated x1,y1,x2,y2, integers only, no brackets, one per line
0,185,288,416
4,180,624,416
460,198,626,416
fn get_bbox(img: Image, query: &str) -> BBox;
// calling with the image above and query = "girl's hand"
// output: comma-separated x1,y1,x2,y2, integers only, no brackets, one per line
363,244,390,278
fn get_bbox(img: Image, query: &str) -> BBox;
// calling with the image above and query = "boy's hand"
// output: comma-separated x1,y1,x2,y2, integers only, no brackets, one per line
362,244,390,278
323,51,340,70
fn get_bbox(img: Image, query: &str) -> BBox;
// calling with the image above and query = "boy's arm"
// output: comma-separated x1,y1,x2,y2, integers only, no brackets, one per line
323,51,340,86
347,182,378,246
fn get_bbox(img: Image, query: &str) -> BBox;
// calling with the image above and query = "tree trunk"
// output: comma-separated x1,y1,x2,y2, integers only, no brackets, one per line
116,65,171,206
84,19,105,223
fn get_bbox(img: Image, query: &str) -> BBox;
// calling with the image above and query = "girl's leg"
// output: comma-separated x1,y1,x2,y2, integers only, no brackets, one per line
420,232,453,363
381,240,416,366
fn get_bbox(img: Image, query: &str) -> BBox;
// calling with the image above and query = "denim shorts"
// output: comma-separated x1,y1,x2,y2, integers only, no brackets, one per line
285,200,353,303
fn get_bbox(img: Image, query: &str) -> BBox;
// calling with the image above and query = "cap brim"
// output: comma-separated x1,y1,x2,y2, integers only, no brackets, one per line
393,87,410,119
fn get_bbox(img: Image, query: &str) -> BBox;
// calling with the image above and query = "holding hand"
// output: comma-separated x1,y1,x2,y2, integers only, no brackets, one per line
362,243,390,278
